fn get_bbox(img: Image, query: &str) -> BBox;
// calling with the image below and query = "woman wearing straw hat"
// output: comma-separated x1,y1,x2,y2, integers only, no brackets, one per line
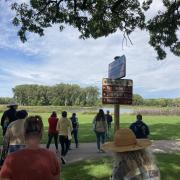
102,128,160,180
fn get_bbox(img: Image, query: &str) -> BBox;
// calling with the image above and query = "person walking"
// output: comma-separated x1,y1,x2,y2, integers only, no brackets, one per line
93,109,107,152
0,110,28,166
105,110,113,138
70,113,79,148
0,115,60,180
1,102,18,136
129,114,150,139
56,111,72,162
46,111,59,151
102,128,160,180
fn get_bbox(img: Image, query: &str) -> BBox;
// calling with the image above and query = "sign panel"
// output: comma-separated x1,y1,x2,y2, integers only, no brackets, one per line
102,78,133,105
108,55,126,79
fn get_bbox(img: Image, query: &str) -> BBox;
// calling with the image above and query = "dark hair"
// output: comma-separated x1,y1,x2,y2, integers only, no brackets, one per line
62,111,67,118
137,114,142,120
72,113,76,117
51,111,57,117
16,110,28,119
24,116,43,139
96,109,105,121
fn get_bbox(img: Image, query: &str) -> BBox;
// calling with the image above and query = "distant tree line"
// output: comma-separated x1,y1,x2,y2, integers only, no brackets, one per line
12,84,99,106
0,97,14,105
133,94,180,107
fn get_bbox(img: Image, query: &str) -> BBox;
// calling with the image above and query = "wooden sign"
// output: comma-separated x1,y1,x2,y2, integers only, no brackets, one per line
102,78,133,105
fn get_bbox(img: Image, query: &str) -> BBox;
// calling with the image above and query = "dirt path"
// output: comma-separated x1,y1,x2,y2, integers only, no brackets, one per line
43,140,180,164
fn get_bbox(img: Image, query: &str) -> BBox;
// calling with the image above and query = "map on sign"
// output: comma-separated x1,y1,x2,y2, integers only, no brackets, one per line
108,55,126,79
102,78,133,105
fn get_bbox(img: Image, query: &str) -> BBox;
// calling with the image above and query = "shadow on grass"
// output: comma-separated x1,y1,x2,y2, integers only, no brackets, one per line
61,154,180,180
61,157,113,180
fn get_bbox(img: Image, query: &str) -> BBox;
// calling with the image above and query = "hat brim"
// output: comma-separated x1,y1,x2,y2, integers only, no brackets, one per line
102,139,152,153
7,104,18,107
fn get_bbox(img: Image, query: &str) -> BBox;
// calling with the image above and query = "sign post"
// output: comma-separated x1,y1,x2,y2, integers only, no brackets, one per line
102,55,133,132
114,104,120,131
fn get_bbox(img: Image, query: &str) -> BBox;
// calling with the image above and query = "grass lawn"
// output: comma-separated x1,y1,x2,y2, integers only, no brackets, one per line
61,153,180,180
0,112,180,144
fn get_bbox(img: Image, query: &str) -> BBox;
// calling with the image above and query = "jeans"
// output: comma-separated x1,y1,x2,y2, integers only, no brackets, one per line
9,145,25,153
59,135,69,156
46,133,58,150
95,131,105,150
72,129,78,147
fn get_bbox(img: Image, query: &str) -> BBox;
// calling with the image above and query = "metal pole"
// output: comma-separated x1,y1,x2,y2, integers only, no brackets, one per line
114,104,120,132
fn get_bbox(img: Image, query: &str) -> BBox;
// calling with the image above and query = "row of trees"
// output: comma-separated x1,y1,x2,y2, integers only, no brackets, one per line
1,87,180,107
133,94,180,107
13,84,99,106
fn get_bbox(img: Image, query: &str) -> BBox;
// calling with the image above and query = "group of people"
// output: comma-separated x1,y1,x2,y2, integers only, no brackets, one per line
0,102,160,180
93,109,150,152
46,111,79,162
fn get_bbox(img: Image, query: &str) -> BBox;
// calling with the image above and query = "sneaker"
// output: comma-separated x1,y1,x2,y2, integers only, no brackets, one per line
61,157,66,164
100,149,105,153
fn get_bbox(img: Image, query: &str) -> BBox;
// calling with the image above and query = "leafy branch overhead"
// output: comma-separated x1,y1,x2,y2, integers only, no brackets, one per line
11,0,180,60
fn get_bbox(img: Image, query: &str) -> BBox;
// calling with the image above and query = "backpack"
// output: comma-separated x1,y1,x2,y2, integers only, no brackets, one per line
131,122,149,138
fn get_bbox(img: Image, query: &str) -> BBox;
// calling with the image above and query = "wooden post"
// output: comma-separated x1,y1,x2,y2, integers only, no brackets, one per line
114,104,120,132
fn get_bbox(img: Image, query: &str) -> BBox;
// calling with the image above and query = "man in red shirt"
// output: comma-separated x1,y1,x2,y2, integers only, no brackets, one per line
0,115,60,180
46,111,59,151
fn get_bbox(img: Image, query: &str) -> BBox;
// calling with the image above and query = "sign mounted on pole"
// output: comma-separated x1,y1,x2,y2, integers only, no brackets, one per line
102,78,133,105
108,55,126,79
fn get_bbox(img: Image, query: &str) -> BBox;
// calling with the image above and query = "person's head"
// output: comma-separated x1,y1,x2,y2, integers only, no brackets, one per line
137,114,142,121
107,110,110,115
24,116,44,144
7,102,18,110
96,109,105,121
51,111,57,118
72,113,76,117
102,129,159,179
62,111,67,118
16,110,28,119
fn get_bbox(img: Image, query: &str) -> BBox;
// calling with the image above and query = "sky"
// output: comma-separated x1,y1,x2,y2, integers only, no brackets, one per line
0,1,180,99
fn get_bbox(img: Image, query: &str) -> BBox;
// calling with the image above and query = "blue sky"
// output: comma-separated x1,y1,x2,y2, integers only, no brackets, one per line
0,0,180,98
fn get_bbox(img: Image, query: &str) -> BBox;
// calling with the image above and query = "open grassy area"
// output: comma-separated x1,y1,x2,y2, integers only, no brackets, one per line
0,112,180,144
61,153,180,180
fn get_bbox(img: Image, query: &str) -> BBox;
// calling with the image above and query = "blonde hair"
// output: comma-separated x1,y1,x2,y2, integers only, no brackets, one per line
112,149,159,180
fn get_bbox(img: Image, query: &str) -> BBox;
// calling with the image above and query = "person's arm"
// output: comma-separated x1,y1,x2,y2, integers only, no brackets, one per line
56,120,60,132
69,119,73,132
1,112,6,127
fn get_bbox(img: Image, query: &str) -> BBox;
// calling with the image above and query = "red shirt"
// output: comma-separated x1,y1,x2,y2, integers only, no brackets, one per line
48,117,58,133
0,148,60,180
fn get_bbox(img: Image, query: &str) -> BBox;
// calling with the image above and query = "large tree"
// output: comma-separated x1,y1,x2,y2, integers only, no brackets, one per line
9,0,180,59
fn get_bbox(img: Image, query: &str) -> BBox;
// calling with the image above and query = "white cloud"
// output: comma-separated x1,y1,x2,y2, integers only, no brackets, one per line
0,0,180,98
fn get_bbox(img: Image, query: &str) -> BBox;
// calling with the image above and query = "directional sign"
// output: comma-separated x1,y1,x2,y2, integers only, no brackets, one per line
102,78,133,105
108,55,126,79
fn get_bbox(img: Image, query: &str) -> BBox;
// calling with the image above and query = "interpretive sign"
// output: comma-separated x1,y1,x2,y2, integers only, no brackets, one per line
102,78,133,105
108,55,126,79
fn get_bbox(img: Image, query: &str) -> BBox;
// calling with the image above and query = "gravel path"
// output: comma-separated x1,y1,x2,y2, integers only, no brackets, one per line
43,140,180,164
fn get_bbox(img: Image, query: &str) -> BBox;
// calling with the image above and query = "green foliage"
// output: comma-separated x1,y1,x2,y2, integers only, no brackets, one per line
9,0,180,59
12,84,99,106
133,94,144,105
0,97,14,105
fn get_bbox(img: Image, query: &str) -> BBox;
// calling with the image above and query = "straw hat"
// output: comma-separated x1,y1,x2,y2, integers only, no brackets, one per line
7,102,18,107
102,128,151,152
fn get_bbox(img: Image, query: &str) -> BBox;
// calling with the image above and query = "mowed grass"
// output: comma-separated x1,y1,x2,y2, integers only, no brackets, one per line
61,153,180,180
0,112,180,144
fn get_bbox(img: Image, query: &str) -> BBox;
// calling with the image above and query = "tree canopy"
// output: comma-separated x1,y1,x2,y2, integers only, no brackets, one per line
7,0,180,59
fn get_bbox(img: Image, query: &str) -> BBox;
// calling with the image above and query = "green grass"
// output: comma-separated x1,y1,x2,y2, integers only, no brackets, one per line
0,113,180,144
61,153,180,180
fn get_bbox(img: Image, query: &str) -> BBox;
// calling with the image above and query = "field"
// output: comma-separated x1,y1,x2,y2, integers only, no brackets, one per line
0,111,180,144
0,106,180,180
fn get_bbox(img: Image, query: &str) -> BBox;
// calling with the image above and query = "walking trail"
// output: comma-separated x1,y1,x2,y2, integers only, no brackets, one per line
42,140,180,164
